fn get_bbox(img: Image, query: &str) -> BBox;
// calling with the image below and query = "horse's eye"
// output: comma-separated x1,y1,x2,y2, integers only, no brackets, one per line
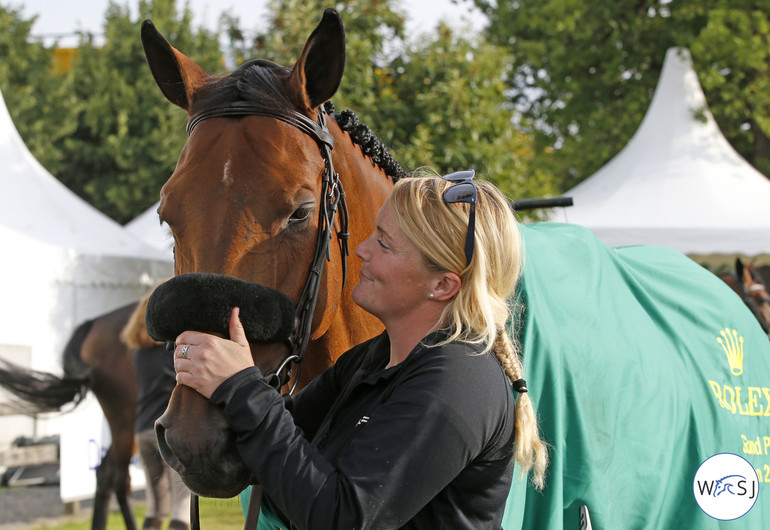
288,206,312,226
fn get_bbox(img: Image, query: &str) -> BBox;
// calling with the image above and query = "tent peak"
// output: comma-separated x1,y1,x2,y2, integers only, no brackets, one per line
548,47,770,258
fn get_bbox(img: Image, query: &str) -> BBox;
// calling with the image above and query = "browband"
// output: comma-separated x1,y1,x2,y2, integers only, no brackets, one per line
186,102,335,148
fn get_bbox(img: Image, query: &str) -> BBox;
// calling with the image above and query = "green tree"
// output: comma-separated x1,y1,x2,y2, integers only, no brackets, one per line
6,0,554,221
688,3,770,176
236,0,406,117
244,1,555,207
54,0,223,223
475,0,770,188
0,5,76,173
377,24,559,208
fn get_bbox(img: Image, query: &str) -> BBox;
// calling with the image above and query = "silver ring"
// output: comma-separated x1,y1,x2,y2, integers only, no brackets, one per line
180,344,189,359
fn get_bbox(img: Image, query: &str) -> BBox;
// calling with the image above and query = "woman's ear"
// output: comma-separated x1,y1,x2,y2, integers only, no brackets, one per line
432,272,462,302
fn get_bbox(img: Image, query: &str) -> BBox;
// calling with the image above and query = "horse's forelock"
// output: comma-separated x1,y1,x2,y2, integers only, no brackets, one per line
190,60,294,116
237,61,295,110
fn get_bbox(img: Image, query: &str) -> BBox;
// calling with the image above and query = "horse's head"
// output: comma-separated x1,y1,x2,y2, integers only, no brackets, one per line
142,9,391,497
143,8,345,292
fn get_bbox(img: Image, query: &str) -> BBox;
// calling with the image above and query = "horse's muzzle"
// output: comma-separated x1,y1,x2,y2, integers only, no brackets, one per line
154,398,251,498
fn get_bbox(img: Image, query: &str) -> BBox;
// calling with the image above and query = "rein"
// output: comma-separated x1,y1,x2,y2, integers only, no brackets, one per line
185,101,349,530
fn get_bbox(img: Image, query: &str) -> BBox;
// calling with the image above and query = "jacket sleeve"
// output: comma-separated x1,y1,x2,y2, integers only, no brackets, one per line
209,344,499,530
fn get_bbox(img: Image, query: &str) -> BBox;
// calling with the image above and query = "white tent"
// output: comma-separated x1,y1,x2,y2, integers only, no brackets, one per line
548,47,770,264
125,201,174,261
0,86,172,450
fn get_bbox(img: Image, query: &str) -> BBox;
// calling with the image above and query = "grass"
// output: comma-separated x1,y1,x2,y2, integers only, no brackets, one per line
31,496,246,530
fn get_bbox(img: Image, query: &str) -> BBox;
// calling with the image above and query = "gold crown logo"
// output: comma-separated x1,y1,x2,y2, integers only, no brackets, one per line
717,328,743,376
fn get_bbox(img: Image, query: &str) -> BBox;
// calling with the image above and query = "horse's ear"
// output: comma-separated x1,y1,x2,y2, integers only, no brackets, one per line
141,20,210,111
736,257,745,277
287,8,346,112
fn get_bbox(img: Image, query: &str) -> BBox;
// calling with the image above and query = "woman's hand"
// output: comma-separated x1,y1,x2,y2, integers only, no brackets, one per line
173,307,254,398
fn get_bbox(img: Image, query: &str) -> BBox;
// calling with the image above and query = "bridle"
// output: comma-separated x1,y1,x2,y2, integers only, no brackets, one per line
184,101,349,529
187,100,349,392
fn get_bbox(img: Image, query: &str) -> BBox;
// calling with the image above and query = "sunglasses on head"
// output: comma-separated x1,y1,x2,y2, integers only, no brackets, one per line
441,170,477,267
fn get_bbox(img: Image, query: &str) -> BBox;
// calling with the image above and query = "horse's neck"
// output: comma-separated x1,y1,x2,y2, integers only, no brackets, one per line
301,314,384,387
299,122,392,376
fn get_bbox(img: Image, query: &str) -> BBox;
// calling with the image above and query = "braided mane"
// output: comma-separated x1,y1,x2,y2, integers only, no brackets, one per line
194,60,408,182
324,102,408,182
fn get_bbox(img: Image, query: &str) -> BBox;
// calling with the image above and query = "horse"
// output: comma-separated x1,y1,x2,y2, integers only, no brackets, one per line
757,264,770,288
143,9,770,528
142,8,398,499
718,257,770,335
0,302,140,530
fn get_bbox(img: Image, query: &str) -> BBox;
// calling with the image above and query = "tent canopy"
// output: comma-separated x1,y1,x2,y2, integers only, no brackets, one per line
125,201,174,261
0,87,171,447
548,48,770,263
0,94,168,261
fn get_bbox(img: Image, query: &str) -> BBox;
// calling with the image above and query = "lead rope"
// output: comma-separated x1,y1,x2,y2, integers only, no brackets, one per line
243,485,263,530
190,494,199,530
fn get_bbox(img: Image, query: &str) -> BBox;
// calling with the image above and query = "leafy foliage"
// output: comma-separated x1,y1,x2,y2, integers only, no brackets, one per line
52,0,222,223
240,1,556,207
474,0,770,189
0,5,76,173
5,0,770,222
373,24,558,206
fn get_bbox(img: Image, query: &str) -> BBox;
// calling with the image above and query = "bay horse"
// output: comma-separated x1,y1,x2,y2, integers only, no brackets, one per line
143,8,770,528
719,257,770,336
0,302,140,530
142,8,400,499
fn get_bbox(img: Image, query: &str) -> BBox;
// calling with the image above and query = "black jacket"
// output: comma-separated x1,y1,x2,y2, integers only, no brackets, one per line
210,330,516,529
133,344,176,432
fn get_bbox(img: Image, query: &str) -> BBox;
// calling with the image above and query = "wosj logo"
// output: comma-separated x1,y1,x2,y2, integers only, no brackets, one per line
693,453,759,520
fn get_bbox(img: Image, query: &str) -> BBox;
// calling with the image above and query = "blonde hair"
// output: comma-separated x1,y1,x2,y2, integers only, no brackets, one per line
120,289,163,350
389,170,548,489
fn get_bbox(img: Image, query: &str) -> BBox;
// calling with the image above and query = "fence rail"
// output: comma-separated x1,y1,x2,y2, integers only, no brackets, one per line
0,443,59,468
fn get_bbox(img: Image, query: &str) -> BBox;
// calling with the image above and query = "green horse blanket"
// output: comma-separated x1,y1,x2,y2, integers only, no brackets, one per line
503,223,768,528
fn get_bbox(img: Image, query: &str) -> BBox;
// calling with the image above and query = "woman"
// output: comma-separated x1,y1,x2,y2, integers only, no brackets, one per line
173,170,547,529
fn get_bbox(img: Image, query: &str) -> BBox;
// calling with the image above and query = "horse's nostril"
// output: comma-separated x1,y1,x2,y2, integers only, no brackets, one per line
154,422,181,470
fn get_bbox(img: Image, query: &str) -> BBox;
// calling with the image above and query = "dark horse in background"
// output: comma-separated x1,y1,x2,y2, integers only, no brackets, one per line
719,257,770,336
0,302,141,530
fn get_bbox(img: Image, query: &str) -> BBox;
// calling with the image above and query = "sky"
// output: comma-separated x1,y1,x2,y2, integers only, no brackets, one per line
17,0,485,46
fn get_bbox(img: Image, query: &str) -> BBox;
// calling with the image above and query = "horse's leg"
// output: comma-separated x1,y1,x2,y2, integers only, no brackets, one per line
91,443,137,530
114,469,138,530
107,412,139,530
92,446,115,530
137,428,171,529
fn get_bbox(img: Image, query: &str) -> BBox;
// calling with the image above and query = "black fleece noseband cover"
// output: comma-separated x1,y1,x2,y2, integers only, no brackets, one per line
145,273,296,344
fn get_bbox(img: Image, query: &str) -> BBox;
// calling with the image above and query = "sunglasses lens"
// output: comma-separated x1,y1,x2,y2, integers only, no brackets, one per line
443,182,476,203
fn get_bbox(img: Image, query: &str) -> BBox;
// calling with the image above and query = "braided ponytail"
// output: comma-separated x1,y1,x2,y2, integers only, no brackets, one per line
493,329,548,490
